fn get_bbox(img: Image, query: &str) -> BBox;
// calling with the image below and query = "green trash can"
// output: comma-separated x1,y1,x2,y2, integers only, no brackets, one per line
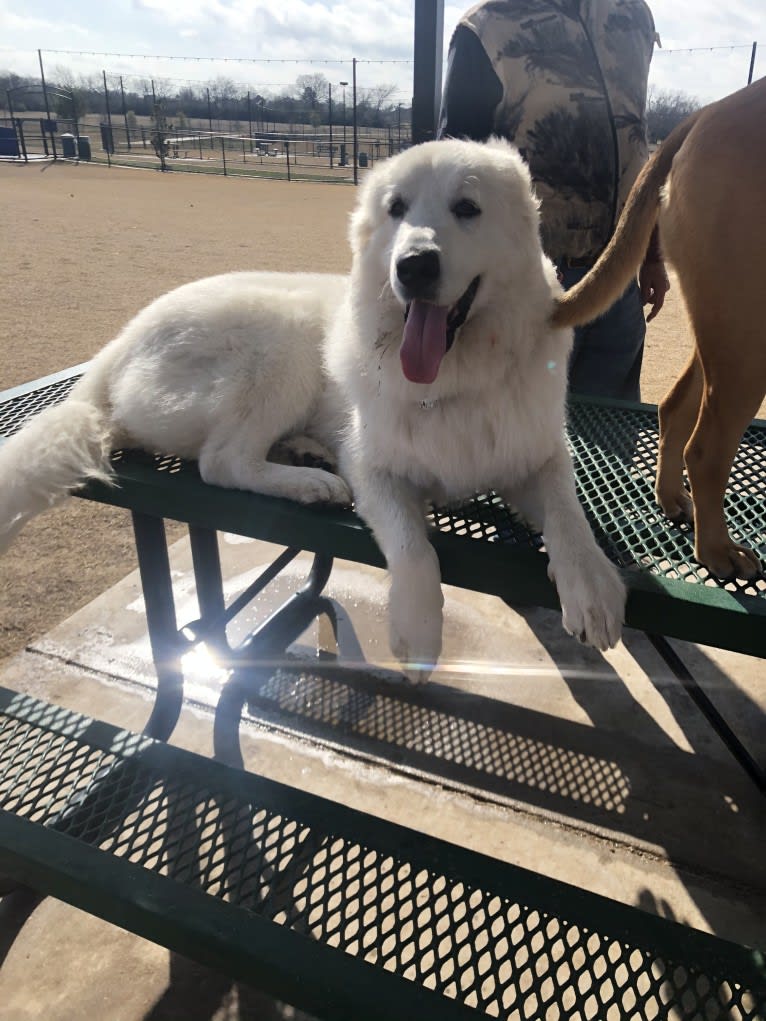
61,133,76,158
77,136,92,160
358,152,368,168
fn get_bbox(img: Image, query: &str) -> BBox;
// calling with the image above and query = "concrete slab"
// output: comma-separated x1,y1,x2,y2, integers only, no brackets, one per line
1,531,765,1019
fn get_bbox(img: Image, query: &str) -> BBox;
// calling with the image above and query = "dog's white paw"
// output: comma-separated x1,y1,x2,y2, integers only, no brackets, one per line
548,550,625,651
289,468,352,505
270,435,338,473
388,548,444,682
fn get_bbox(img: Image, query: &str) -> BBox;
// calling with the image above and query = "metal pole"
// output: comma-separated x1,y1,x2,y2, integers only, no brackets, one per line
72,90,80,161
17,118,29,163
37,49,51,122
247,91,253,151
352,58,358,185
328,83,333,168
38,49,56,159
412,0,444,144
102,70,113,166
221,135,227,175
748,41,757,85
120,75,132,150
340,80,348,148
207,87,214,147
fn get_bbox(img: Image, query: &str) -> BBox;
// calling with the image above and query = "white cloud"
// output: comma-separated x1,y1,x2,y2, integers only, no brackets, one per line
0,0,763,102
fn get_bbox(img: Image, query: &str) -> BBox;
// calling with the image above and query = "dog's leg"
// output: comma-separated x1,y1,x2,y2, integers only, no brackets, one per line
683,372,764,579
269,434,338,473
504,443,625,650
199,421,351,506
351,468,443,681
655,351,702,523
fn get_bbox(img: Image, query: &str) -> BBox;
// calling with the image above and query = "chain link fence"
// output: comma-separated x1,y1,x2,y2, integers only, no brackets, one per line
0,111,409,182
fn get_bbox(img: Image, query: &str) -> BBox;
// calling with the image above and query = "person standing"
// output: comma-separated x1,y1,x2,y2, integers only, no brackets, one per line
438,0,669,401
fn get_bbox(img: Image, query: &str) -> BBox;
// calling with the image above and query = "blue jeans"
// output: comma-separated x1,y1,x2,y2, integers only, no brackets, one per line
559,265,646,402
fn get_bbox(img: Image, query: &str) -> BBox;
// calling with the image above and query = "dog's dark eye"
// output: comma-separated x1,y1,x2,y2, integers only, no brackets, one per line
388,196,407,219
452,198,481,220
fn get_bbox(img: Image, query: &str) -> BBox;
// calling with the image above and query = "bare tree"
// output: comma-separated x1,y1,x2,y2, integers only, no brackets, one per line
646,87,701,142
295,72,329,109
359,83,399,126
152,76,172,102
150,100,173,171
52,65,88,119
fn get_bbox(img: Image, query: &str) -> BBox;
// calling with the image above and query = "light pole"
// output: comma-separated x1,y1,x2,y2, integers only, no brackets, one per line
339,80,348,145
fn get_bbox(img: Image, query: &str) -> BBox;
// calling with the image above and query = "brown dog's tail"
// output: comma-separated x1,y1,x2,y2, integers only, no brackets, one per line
550,109,702,329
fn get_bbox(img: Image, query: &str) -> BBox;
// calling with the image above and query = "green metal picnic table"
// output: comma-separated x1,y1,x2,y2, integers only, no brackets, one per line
1,365,765,1017
1,365,763,787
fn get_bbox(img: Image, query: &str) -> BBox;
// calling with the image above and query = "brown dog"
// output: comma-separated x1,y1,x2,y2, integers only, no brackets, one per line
552,77,766,579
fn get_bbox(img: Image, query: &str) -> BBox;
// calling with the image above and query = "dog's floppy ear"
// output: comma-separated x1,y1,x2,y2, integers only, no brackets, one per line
348,174,379,256
349,198,374,256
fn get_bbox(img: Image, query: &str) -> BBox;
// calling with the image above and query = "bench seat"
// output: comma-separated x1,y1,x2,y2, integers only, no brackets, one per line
1,683,764,1020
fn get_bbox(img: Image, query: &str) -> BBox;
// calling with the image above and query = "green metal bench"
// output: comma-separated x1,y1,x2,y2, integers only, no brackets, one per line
1,684,764,1019
1,366,765,1015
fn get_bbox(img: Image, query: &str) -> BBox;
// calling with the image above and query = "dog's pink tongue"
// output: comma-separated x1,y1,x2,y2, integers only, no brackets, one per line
400,300,449,384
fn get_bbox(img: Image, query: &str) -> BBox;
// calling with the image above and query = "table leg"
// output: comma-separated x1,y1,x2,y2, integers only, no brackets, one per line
647,633,766,795
131,511,184,740
189,525,226,646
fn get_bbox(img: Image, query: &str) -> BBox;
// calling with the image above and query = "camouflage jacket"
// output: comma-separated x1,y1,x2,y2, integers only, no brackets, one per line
438,0,657,262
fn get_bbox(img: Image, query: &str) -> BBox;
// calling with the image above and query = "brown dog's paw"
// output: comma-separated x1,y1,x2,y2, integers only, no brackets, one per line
656,487,693,525
696,540,762,581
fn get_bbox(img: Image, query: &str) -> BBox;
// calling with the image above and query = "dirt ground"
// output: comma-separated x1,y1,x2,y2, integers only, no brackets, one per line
0,159,755,665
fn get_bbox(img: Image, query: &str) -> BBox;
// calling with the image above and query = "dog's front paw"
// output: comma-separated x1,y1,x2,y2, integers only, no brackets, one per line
389,548,444,682
271,434,339,473
695,537,763,581
292,468,352,506
656,483,693,525
548,550,625,651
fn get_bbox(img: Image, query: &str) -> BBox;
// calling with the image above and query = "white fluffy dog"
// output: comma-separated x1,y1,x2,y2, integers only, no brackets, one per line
0,138,625,675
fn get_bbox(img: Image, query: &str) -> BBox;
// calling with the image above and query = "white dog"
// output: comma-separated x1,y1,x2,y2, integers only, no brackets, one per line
0,138,625,676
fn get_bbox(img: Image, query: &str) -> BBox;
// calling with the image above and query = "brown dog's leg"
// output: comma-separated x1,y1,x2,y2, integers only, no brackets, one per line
656,351,702,523
684,365,764,579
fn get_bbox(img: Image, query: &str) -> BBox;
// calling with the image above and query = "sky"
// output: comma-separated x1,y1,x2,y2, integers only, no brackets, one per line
1,0,764,108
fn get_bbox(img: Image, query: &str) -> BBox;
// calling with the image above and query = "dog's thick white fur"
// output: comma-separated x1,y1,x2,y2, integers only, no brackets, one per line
0,138,625,674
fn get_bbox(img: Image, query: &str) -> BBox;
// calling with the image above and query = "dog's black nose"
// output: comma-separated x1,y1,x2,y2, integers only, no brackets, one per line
396,250,440,292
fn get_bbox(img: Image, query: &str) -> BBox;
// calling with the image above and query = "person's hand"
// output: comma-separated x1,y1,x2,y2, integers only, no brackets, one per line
639,260,670,322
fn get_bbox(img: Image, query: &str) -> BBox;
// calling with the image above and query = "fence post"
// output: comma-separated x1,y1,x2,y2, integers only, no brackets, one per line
285,139,291,181
102,70,113,167
352,58,358,185
221,135,227,176
16,119,28,163
119,76,132,150
328,83,334,168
